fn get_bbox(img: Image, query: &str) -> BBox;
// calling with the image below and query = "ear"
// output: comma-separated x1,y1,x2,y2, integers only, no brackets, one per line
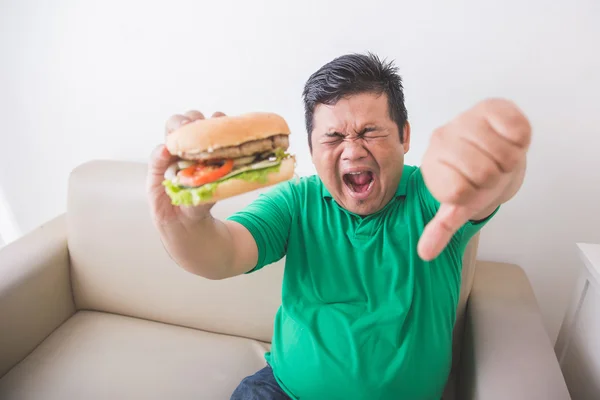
402,121,411,153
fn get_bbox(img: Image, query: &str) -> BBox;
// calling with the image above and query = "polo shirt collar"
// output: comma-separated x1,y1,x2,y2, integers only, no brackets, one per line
321,165,412,198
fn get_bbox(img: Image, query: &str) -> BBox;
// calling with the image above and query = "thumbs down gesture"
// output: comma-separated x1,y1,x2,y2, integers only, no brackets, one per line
417,98,532,261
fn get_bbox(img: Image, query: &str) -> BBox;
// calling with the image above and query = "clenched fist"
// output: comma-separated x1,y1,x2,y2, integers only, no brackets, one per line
418,98,532,261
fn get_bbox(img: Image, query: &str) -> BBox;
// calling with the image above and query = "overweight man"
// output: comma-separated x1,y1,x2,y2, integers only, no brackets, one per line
147,53,531,400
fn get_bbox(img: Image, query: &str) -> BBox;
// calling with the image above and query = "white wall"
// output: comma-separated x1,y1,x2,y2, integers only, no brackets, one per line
1,0,599,343
0,185,21,246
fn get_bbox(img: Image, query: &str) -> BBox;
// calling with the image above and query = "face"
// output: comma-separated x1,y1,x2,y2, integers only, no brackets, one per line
311,92,410,216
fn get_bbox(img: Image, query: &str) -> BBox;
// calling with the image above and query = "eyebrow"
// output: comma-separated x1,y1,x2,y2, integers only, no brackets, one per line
323,126,380,136
356,126,378,136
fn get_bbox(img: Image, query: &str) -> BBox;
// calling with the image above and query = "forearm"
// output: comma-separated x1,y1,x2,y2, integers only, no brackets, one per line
157,216,244,280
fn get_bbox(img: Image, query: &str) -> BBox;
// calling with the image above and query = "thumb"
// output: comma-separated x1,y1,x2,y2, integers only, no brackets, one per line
417,203,471,261
149,144,175,174
147,144,176,192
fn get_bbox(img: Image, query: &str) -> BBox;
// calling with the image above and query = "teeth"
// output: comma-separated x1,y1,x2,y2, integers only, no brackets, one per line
348,171,367,175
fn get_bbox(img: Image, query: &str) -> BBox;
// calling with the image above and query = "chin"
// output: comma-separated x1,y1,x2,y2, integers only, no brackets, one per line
345,201,379,216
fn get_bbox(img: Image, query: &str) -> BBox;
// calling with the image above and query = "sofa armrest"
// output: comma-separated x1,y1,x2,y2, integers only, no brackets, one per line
0,215,75,378
458,261,571,400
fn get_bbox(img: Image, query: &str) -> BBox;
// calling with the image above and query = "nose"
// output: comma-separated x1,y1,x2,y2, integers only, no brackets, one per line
341,139,368,161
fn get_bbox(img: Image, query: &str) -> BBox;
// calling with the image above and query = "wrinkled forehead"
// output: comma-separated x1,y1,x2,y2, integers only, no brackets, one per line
312,92,393,134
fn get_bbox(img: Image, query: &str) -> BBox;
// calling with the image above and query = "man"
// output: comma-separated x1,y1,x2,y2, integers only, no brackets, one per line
147,53,531,400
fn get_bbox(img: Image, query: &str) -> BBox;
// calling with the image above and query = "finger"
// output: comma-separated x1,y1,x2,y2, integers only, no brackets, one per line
165,114,191,136
421,155,478,206
418,204,472,261
149,144,176,179
147,144,179,205
184,110,205,121
453,118,524,174
212,111,226,118
436,133,503,189
477,98,532,149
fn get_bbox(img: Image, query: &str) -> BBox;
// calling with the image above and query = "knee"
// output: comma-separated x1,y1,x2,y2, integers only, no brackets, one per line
230,376,258,400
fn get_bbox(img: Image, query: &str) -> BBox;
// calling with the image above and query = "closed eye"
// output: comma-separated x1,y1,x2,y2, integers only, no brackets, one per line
360,127,388,139
322,132,345,144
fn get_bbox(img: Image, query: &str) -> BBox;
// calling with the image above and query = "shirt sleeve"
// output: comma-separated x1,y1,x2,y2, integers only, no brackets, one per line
412,167,499,250
225,181,296,273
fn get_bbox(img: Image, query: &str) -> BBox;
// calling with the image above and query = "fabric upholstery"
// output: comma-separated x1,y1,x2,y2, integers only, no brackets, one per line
458,261,572,400
67,160,283,343
0,215,75,377
0,311,269,399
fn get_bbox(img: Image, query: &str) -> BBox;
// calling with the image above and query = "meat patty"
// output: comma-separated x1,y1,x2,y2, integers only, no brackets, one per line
182,134,289,161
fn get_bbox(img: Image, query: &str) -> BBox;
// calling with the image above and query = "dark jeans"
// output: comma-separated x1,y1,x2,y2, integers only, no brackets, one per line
230,365,291,400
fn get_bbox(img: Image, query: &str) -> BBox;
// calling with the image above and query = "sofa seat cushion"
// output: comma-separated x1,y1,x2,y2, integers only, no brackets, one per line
0,311,270,399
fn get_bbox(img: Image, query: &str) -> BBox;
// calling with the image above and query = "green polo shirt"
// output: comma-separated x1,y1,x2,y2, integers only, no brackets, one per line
227,164,498,400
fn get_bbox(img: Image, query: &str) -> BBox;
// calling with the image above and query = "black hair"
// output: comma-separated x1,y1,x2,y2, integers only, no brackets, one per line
302,52,408,151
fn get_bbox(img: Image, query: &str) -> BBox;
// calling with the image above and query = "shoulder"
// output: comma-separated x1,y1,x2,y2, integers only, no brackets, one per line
398,164,435,201
264,174,317,197
272,174,324,198
399,164,441,219
254,174,320,211
404,165,428,190
402,164,421,185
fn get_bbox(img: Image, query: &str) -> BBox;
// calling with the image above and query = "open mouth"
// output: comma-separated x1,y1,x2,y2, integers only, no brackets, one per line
343,171,375,195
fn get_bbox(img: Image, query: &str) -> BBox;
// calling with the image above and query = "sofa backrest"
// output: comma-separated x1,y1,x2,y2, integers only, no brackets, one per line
67,160,283,343
66,159,479,347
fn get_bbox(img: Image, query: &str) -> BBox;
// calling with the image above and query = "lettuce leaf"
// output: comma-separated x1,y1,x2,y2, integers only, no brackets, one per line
162,153,291,206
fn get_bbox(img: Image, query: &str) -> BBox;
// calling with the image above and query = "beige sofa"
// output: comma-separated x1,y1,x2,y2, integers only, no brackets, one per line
0,160,571,400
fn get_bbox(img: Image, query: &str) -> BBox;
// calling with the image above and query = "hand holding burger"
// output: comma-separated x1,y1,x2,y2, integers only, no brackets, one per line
147,110,295,227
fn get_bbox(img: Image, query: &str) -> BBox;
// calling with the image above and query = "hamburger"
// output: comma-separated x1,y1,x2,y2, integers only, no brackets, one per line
162,112,295,206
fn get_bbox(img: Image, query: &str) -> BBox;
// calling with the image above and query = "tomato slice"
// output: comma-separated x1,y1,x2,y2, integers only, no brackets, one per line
177,159,234,187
